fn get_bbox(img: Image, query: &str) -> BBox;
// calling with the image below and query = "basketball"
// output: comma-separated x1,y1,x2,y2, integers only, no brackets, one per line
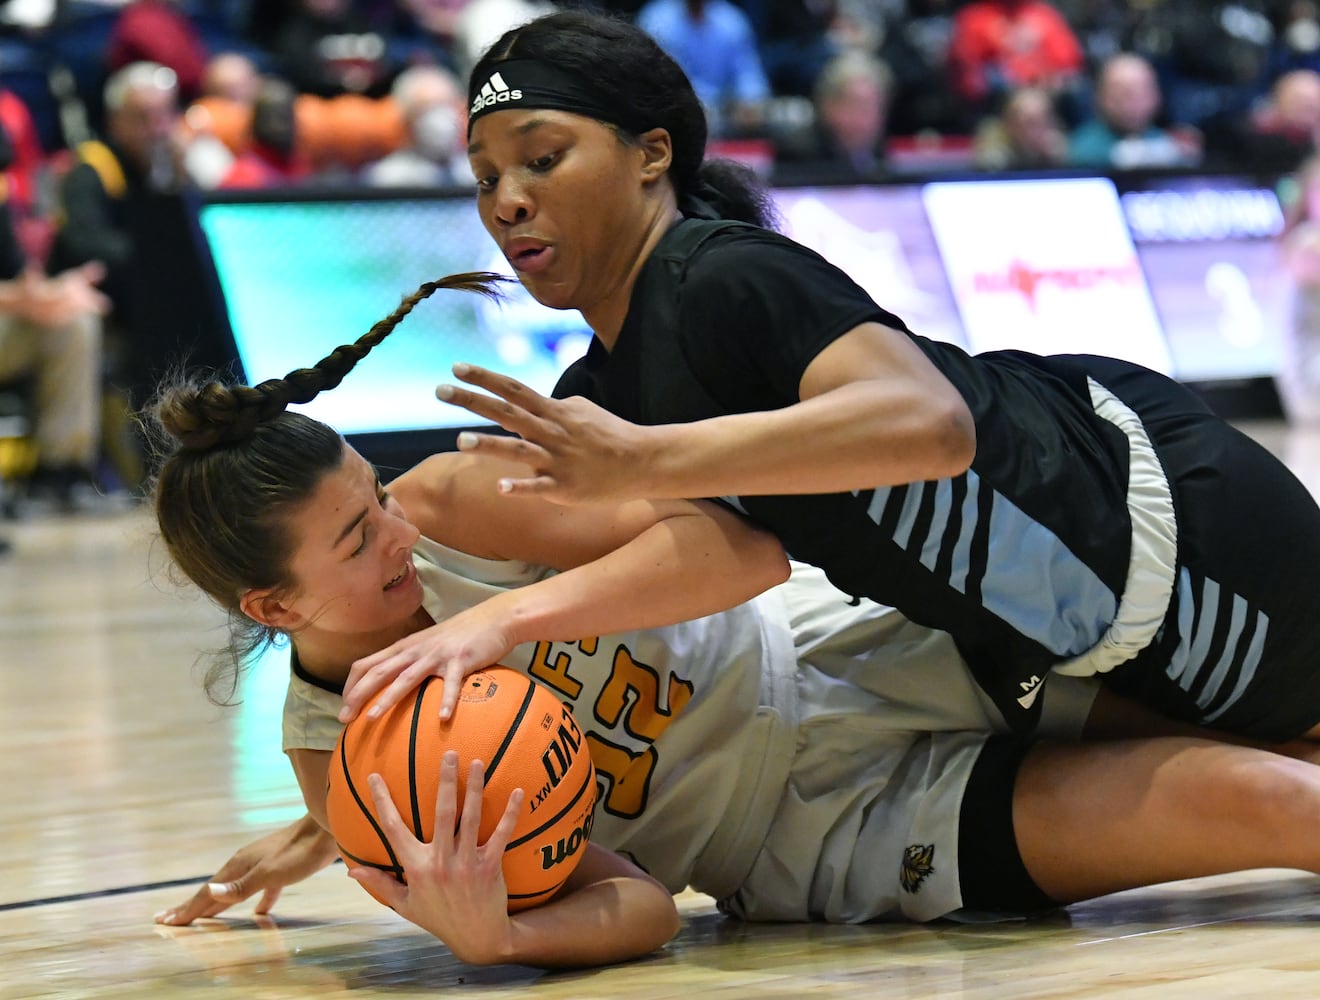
326,665,597,913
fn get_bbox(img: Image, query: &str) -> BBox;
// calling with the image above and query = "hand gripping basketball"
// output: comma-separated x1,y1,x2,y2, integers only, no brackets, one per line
328,666,597,916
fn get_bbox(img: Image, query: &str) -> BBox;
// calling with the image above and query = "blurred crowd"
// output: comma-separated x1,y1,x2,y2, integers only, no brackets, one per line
3,0,1320,525
0,0,1314,212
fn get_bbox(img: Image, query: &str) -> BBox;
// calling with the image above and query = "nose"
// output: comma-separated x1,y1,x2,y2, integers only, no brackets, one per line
492,176,533,228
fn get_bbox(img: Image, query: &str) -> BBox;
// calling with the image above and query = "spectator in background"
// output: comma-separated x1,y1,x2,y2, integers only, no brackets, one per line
877,0,967,135
636,0,772,137
49,63,189,316
201,51,263,106
391,0,471,75
1278,153,1320,421
219,78,312,189
947,0,1086,121
276,0,394,98
107,0,210,103
0,85,51,242
749,0,838,99
1205,67,1320,171
973,84,1068,168
362,64,466,187
1068,52,1201,169
47,62,198,489
0,108,110,511
773,49,892,183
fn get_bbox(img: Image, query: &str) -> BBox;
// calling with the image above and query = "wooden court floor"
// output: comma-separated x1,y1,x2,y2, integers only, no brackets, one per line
6,420,1320,1000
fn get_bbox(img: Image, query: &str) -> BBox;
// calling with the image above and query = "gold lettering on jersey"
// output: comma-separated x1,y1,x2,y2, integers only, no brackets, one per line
585,734,657,818
594,646,693,741
528,639,588,698
527,638,693,817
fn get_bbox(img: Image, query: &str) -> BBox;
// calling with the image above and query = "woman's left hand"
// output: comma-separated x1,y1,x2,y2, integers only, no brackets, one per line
436,363,661,505
349,751,524,966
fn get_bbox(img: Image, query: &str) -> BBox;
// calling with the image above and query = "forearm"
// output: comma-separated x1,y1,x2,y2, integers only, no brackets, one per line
493,509,789,647
486,875,680,968
640,380,975,500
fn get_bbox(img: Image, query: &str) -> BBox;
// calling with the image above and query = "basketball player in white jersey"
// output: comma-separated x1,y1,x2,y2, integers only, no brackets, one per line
149,276,1320,968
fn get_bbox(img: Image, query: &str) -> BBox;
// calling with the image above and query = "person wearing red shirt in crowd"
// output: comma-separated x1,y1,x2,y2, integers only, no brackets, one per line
947,0,1083,117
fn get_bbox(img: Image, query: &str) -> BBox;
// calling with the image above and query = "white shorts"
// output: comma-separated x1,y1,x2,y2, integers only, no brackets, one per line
721,565,1098,923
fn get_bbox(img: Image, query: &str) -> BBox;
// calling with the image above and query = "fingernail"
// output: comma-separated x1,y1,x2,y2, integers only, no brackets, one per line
497,479,512,494
154,910,169,922
453,363,471,377
436,384,454,401
457,432,476,449
367,705,382,720
207,882,229,896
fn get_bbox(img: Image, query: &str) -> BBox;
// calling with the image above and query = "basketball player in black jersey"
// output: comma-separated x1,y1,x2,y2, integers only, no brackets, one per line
351,8,1320,753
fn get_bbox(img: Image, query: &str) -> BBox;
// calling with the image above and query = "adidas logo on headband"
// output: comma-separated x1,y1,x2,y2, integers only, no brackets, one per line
470,71,523,115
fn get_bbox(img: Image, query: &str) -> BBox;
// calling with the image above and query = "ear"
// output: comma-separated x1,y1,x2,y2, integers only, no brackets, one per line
636,127,673,183
239,587,301,630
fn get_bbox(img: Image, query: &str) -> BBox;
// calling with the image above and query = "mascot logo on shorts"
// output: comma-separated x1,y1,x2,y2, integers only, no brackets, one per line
900,843,935,894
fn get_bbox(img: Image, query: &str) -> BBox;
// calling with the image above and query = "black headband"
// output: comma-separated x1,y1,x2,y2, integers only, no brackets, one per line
467,59,646,137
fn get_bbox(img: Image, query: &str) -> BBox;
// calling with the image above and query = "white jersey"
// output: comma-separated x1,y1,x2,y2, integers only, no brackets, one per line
285,535,1098,921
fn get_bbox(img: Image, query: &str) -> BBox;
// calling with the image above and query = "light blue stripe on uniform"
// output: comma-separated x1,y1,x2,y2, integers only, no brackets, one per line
1195,593,1249,709
892,483,926,551
947,471,981,595
1164,568,1198,685
979,489,1116,657
867,486,892,524
1204,609,1268,723
918,479,955,573
1175,576,1222,693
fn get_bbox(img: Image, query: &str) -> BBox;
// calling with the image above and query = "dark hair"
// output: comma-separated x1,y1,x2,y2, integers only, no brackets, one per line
470,9,779,230
150,272,507,703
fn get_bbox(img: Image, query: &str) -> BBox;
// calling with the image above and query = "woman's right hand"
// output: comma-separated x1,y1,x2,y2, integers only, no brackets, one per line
339,602,517,724
154,813,340,925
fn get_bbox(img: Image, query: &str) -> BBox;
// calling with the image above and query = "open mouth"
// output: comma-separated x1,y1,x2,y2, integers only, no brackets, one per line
384,563,411,591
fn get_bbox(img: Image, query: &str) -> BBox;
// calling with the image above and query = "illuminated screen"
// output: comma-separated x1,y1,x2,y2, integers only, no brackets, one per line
194,175,1286,442
1116,174,1288,381
773,184,970,352
921,176,1175,374
196,192,592,434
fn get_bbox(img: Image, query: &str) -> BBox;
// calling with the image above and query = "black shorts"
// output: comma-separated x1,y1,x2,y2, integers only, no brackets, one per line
958,736,1057,914
1082,357,1320,743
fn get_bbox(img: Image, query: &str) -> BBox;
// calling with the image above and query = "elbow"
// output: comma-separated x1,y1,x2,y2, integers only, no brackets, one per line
930,394,976,478
645,891,682,955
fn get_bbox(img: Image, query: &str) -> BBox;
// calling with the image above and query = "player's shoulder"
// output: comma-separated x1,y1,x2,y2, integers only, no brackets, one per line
662,218,831,292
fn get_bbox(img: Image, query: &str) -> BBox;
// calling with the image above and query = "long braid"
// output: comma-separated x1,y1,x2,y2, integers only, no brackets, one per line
157,272,509,451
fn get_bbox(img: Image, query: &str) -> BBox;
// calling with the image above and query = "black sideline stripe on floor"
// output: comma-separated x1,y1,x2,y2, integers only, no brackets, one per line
0,875,213,913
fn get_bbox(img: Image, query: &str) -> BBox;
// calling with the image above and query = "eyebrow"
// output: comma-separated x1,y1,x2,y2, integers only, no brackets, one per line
467,116,554,157
333,507,369,549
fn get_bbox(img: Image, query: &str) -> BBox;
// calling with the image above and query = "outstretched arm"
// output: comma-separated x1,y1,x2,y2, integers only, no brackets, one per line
154,749,339,926
154,812,340,926
435,322,975,504
340,451,790,722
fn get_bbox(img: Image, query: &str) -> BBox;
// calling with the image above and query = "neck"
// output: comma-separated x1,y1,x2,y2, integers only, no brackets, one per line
291,606,434,688
584,202,684,350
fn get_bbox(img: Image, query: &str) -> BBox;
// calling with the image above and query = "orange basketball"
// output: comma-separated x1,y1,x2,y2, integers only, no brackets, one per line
326,666,597,913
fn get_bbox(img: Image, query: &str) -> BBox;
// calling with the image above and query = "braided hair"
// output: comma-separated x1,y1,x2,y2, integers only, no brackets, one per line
151,272,507,703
